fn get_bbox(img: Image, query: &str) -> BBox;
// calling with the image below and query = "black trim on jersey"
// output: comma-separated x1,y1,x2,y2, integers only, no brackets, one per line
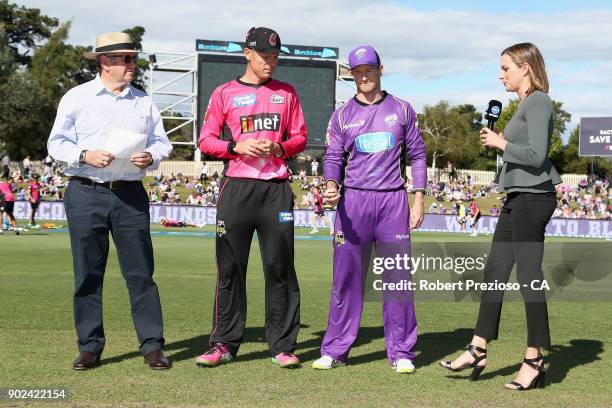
235,77,273,89
340,150,350,191
221,123,235,177
400,140,408,184
353,91,388,107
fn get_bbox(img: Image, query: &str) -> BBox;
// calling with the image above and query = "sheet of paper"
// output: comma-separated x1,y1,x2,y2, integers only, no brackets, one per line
105,157,140,173
103,129,148,159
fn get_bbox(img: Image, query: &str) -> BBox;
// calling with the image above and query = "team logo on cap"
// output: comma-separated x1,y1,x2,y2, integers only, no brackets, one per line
354,48,367,59
269,33,277,47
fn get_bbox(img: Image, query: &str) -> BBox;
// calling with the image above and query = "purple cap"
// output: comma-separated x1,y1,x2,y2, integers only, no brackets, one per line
348,45,381,69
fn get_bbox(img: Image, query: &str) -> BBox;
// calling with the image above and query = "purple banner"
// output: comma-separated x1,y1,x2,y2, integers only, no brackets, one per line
419,214,611,239
12,202,611,239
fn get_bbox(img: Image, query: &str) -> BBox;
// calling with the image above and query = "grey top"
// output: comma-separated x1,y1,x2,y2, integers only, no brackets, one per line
495,90,562,193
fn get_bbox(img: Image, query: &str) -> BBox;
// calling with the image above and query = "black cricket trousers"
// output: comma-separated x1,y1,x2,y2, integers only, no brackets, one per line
474,191,557,347
209,177,300,356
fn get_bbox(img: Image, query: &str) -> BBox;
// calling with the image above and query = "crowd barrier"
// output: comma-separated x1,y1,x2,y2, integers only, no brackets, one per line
11,201,611,239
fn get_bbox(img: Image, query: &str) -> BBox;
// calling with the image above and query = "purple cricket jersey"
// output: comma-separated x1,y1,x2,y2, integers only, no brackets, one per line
324,92,427,191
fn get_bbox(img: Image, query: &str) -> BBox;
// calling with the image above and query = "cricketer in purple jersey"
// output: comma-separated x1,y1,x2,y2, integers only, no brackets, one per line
323,91,427,191
313,45,427,373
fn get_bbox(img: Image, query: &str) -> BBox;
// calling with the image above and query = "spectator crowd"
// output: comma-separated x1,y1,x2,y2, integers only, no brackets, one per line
1,155,610,222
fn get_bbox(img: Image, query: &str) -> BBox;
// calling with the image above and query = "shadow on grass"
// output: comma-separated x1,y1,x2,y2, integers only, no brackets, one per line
339,327,475,367
100,324,314,366
225,326,476,367
102,326,476,367
444,339,603,385
102,322,602,384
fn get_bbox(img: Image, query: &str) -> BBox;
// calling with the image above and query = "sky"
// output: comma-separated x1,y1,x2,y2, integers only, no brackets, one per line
20,0,612,142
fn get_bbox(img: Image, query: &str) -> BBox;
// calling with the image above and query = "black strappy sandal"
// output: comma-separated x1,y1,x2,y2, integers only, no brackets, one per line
506,356,547,391
439,345,487,381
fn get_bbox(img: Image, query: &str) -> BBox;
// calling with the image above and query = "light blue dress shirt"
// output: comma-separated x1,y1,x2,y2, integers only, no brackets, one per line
47,75,172,182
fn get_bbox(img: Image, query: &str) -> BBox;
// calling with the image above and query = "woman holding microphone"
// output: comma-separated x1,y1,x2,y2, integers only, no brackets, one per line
439,42,561,390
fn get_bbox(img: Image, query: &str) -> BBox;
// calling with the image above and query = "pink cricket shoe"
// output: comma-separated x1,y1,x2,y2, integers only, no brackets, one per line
195,343,232,367
272,352,300,368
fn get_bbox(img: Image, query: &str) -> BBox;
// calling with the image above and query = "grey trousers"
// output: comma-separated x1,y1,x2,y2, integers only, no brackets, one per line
64,179,164,355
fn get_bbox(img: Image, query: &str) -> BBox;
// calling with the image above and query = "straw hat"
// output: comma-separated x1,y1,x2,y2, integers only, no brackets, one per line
83,32,138,60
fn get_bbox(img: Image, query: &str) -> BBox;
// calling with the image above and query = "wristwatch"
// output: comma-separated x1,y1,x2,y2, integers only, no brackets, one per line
79,150,88,164
227,141,238,156
144,152,154,166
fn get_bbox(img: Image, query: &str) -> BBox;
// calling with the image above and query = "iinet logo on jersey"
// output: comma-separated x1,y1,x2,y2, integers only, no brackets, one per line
240,113,281,133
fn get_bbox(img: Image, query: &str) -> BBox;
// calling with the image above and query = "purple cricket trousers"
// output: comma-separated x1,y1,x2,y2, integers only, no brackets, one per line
320,188,418,363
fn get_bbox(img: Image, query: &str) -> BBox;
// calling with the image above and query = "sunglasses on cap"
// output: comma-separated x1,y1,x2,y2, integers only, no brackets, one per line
104,54,138,64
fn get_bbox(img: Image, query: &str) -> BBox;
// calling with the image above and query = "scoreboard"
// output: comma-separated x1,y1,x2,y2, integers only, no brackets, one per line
196,41,338,149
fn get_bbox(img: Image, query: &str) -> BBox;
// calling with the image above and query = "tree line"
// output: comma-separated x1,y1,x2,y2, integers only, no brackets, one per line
0,1,148,160
0,1,609,175
417,100,609,175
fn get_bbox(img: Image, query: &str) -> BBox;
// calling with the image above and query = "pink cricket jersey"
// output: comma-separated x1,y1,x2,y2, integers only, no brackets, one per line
0,181,14,202
198,78,307,180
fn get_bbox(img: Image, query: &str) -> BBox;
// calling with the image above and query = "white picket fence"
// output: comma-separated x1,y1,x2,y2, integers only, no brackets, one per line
146,161,225,177
4,160,226,179
150,162,588,188
8,160,589,187
405,166,588,187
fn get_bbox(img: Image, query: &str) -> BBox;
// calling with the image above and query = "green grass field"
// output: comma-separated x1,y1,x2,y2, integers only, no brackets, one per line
0,228,610,407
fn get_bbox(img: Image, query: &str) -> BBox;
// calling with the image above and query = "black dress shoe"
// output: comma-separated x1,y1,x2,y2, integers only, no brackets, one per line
73,351,100,370
144,349,171,370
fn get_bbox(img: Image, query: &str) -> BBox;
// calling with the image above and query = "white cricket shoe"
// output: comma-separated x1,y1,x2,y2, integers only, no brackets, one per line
312,355,345,370
393,358,415,374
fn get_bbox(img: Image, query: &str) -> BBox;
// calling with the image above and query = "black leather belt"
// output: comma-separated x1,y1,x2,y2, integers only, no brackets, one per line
70,176,140,190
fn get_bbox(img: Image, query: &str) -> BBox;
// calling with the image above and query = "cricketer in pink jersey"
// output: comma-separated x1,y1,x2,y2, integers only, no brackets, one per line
0,176,18,233
199,78,306,180
196,27,306,369
27,173,42,227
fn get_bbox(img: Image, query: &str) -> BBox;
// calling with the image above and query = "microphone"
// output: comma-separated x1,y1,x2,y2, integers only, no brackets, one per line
483,100,502,156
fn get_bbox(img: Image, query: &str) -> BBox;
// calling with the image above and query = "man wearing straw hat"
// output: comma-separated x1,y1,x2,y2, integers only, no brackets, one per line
48,32,173,370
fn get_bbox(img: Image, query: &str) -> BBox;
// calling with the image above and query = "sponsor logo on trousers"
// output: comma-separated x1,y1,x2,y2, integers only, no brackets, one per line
216,220,226,237
335,230,345,245
278,211,294,223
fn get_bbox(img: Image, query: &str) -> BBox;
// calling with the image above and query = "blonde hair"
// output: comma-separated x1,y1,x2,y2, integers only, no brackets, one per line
501,42,549,94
